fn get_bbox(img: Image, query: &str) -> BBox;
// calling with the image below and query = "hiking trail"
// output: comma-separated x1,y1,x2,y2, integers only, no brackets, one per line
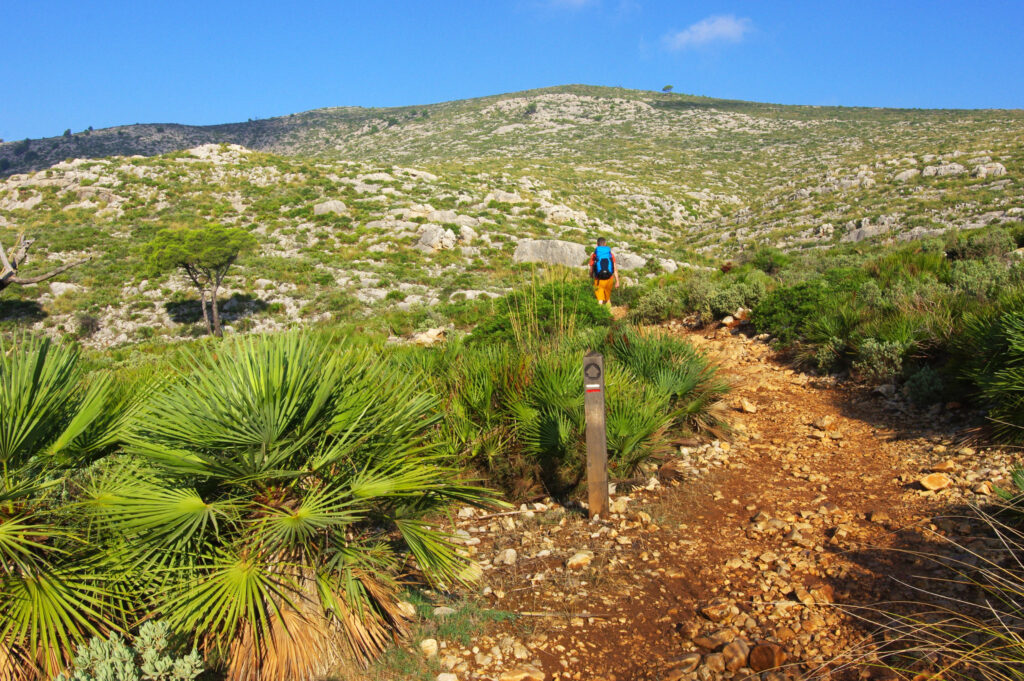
405,325,1017,681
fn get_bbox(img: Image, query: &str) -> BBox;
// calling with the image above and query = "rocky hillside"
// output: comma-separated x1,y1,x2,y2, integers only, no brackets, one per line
1,86,1022,346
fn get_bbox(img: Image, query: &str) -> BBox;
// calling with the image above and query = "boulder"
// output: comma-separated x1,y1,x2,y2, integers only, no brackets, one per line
841,223,888,243
415,224,457,252
973,162,1007,178
703,653,726,674
459,225,478,243
700,597,734,622
664,653,702,679
922,163,966,177
50,282,82,297
513,239,587,268
396,601,417,618
542,204,587,224
893,168,920,182
313,199,348,216
614,251,647,271
412,328,447,346
486,190,526,204
494,548,518,566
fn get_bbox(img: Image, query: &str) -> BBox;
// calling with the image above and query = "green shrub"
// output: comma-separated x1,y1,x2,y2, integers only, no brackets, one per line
684,269,770,323
950,258,1021,300
852,338,905,382
56,621,203,681
629,286,683,324
751,280,829,344
748,246,789,274
947,226,1015,260
904,365,945,405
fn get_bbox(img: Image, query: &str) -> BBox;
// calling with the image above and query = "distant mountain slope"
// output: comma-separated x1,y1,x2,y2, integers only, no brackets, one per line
1,85,1022,348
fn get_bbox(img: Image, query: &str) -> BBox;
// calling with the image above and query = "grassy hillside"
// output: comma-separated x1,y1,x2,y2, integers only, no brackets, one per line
1,85,1022,347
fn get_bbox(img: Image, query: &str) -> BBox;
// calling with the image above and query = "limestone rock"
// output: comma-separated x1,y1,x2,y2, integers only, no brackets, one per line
664,653,702,679
740,398,757,414
420,638,439,658
700,597,734,622
416,224,457,252
922,163,966,177
495,548,518,566
313,199,348,216
412,328,447,346
931,459,956,472
459,225,478,243
50,282,82,297
499,665,545,681
748,642,786,672
894,168,920,182
722,639,750,672
614,251,647,271
437,674,459,681
565,551,594,570
396,600,417,619
433,606,456,618
920,473,952,491
486,190,526,204
512,239,587,268
703,652,726,673
973,162,1007,178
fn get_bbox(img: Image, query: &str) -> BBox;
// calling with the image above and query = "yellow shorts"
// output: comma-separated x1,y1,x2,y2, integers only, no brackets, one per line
594,277,614,302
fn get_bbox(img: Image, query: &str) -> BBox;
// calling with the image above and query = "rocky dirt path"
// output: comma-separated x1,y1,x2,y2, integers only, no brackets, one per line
414,326,1017,681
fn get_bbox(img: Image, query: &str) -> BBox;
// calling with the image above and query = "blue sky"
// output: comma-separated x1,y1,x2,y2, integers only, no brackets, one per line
3,1,1022,141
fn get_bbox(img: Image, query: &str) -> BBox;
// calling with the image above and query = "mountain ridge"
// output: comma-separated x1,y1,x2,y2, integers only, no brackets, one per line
4,84,1019,178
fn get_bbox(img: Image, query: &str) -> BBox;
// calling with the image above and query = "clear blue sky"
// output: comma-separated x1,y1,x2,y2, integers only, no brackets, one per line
3,1,1023,141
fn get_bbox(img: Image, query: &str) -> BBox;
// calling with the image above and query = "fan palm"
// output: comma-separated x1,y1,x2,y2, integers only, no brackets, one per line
85,333,496,681
0,337,137,681
606,327,729,434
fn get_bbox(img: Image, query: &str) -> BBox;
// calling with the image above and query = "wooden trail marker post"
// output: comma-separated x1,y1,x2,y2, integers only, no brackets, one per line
584,351,609,519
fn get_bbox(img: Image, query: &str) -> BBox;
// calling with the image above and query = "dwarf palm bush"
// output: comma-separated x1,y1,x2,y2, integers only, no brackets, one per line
604,327,728,435
956,299,1024,442
85,333,496,681
0,337,138,681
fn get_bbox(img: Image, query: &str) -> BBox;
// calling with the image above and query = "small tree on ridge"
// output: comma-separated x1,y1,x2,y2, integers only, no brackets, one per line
146,224,256,336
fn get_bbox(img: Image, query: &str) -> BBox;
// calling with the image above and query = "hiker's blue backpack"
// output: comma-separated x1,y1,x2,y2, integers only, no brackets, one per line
594,245,614,280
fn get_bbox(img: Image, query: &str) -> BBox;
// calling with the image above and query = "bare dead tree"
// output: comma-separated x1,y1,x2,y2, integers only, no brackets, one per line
0,234,91,294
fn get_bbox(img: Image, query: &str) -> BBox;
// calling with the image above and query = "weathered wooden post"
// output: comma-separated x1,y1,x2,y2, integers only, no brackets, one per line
584,351,609,519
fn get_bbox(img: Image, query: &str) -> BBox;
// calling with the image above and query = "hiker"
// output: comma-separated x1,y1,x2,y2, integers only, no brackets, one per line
590,237,619,305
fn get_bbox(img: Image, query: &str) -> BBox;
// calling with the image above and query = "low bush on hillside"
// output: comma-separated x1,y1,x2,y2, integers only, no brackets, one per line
643,227,1024,440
